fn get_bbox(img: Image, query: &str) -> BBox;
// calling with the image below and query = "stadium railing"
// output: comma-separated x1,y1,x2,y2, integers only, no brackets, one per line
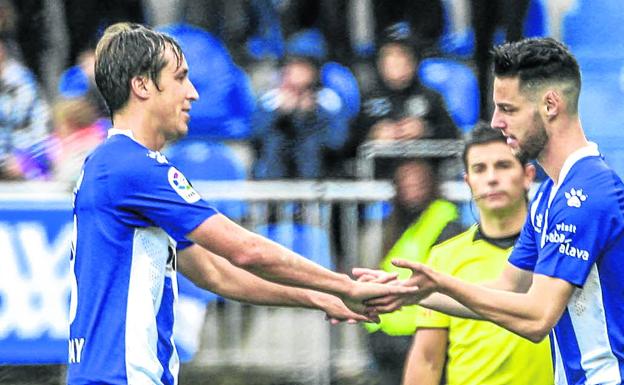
0,179,472,384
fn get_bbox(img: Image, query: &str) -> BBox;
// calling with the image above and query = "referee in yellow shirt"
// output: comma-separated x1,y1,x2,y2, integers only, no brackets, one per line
402,124,553,385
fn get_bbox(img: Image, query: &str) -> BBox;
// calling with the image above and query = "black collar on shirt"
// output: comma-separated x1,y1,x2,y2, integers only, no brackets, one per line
473,225,520,249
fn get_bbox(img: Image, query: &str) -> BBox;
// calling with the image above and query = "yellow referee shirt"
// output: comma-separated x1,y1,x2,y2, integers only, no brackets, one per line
416,225,553,385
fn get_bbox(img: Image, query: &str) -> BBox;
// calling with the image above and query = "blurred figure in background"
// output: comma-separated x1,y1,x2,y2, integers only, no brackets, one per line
364,158,463,384
471,0,530,119
251,39,348,179
347,23,459,179
47,97,105,186
372,0,445,57
0,32,51,180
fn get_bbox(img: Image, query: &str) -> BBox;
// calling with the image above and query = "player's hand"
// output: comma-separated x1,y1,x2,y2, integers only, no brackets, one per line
322,295,380,325
363,259,439,313
352,268,399,284
341,276,419,315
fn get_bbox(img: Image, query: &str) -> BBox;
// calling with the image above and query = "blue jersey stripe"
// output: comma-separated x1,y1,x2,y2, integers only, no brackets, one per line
556,311,586,385
157,276,177,385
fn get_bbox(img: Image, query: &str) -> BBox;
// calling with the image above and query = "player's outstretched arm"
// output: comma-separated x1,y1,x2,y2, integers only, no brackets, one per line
187,214,419,306
375,259,575,342
177,244,376,323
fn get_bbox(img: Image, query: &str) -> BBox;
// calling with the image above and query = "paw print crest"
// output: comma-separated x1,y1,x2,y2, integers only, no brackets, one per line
565,188,587,208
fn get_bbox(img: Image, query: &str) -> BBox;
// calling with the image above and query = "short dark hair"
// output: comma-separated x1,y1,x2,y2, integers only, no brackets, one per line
462,122,528,169
492,37,581,113
94,23,183,115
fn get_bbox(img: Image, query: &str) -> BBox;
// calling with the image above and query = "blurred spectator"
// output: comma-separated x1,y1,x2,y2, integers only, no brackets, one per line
251,44,348,179
347,23,460,178
47,97,106,185
0,33,51,180
472,0,530,119
74,48,108,117
364,158,462,384
372,1,445,57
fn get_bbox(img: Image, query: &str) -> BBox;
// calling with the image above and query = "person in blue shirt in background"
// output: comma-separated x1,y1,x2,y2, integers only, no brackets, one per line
361,37,624,385
251,33,349,179
68,22,416,385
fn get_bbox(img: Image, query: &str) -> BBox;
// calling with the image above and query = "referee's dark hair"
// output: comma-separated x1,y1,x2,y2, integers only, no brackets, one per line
462,122,529,169
492,37,581,114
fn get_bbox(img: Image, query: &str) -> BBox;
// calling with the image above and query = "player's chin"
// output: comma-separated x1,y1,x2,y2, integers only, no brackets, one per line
176,123,190,138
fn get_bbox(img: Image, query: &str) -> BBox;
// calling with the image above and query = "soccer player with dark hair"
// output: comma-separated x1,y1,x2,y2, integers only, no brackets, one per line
67,23,416,385
362,37,624,385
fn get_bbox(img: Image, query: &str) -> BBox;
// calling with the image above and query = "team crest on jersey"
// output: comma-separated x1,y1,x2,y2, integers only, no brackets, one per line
565,188,587,208
168,167,200,203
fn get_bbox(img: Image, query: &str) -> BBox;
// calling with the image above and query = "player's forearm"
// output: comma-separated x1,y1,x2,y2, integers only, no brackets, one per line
189,215,356,298
233,232,355,298
419,292,482,320
188,247,329,308
436,273,553,342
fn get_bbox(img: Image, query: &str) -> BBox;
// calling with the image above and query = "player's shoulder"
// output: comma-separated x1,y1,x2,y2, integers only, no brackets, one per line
88,134,172,183
560,156,623,209
430,225,477,255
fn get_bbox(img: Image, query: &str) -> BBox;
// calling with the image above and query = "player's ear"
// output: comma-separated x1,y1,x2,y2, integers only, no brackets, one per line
130,75,150,100
523,162,536,188
543,90,561,120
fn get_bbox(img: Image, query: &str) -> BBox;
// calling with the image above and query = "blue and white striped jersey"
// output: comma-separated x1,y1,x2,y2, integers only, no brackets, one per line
509,143,624,385
67,129,216,385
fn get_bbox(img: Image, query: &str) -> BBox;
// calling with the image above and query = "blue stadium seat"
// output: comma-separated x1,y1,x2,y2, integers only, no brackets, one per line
562,0,624,57
523,0,547,37
577,66,624,177
255,223,333,269
165,139,247,220
320,61,361,120
285,28,327,61
158,23,255,139
58,65,89,98
418,58,479,132
175,272,221,363
440,0,546,57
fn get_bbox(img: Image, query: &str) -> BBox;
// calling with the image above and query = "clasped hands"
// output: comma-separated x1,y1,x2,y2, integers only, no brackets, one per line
327,259,440,325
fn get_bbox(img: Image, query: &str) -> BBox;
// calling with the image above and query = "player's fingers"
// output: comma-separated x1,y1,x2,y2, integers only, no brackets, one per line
372,273,399,284
352,267,380,278
368,302,401,314
365,295,398,307
357,274,376,283
391,259,423,271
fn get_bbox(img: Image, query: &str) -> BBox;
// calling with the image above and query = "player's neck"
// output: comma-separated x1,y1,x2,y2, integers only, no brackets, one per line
112,109,166,151
479,202,527,238
538,117,588,185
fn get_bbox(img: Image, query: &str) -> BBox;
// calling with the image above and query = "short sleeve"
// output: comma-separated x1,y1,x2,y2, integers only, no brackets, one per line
112,159,217,242
415,245,451,329
415,304,450,329
175,238,195,251
508,213,539,271
534,190,613,286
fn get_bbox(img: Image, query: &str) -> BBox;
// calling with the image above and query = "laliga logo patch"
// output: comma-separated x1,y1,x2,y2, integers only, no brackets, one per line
565,188,587,208
168,167,200,203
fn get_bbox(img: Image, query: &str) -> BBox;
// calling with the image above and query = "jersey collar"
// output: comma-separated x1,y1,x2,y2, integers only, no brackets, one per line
107,128,135,140
555,142,599,188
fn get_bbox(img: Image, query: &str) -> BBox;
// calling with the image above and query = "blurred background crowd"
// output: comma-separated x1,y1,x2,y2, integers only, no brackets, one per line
1,0,623,384
4,0,618,189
